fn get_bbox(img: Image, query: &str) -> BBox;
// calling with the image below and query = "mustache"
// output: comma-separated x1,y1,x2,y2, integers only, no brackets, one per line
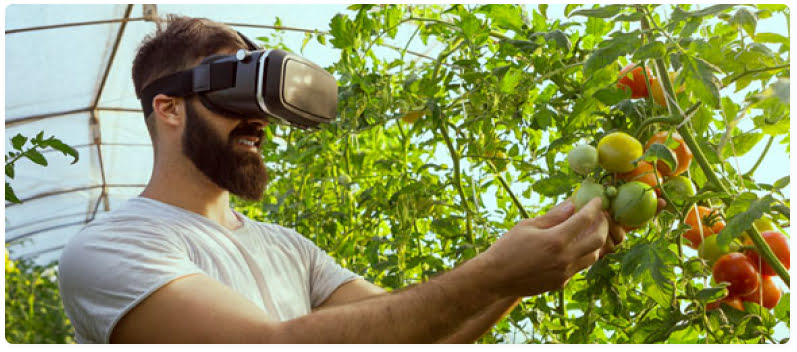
229,123,265,141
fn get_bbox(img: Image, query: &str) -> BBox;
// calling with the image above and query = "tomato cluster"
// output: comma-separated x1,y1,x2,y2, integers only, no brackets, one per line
567,132,658,229
700,229,790,312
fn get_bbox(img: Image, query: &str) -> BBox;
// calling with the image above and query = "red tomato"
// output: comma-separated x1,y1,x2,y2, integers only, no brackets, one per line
683,206,725,249
618,64,652,99
741,276,782,309
745,231,790,276
645,131,693,177
712,253,760,297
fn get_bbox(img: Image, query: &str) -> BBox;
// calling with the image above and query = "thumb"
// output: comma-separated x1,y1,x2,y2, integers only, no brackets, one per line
526,200,576,229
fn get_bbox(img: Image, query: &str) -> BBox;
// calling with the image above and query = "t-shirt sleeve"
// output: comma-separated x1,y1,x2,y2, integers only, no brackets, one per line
57,221,203,344
282,227,360,308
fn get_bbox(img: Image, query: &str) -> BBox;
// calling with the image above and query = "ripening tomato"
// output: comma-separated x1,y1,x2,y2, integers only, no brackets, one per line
683,206,725,249
611,181,657,228
618,64,652,99
713,253,760,297
618,161,662,195
597,132,644,173
741,276,782,309
400,110,425,124
744,231,790,277
650,72,685,107
645,131,693,177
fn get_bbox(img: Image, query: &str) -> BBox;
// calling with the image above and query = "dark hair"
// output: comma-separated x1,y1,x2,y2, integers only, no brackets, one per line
132,15,248,101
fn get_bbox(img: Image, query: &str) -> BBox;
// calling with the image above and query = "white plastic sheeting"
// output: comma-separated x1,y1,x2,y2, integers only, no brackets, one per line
4,4,362,264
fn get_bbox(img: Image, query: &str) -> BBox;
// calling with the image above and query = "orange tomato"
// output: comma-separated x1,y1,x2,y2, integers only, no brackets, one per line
618,161,662,195
645,131,693,177
618,64,652,99
683,206,725,249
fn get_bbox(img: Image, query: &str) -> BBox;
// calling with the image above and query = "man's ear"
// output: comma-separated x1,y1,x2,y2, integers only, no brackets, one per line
152,94,183,127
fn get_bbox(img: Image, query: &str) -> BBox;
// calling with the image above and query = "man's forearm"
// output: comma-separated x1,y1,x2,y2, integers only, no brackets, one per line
438,296,521,343
267,257,504,343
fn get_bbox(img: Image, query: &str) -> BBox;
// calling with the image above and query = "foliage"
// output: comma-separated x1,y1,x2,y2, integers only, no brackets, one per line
5,248,76,343
232,4,790,343
5,131,79,203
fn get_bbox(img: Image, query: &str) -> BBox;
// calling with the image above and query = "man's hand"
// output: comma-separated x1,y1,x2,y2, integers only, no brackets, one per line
598,198,667,257
475,197,609,298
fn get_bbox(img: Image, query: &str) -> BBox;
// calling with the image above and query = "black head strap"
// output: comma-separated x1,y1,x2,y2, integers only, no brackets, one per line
139,60,237,117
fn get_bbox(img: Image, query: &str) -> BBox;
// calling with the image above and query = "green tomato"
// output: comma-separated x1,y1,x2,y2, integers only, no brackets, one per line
662,176,696,207
568,144,599,175
611,181,657,228
573,180,610,211
753,217,777,232
605,186,618,198
698,234,740,266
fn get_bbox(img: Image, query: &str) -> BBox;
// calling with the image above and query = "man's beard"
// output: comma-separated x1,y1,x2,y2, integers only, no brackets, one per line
182,101,268,201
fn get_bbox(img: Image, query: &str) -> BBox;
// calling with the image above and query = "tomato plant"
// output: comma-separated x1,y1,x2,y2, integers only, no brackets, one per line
712,253,760,297
231,3,791,344
745,231,790,276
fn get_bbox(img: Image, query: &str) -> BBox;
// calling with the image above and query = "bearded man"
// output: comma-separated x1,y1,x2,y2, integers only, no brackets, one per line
58,15,635,344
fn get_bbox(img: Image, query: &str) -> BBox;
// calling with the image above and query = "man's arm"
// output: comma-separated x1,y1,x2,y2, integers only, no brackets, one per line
111,198,609,343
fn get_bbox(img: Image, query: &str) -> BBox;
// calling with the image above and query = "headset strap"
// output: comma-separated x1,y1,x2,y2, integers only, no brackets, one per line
139,60,237,118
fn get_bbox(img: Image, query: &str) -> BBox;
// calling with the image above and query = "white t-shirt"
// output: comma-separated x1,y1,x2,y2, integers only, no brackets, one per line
57,196,360,343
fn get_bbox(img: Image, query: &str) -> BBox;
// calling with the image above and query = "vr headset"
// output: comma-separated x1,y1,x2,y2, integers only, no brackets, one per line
138,31,338,129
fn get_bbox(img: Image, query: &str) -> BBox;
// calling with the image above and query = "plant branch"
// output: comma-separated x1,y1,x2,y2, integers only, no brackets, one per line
743,135,774,178
723,64,790,87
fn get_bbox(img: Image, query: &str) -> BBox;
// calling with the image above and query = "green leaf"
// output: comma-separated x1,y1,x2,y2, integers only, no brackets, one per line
772,78,789,104
639,143,677,171
621,241,677,307
564,4,581,17
5,163,14,179
722,132,763,159
499,67,523,94
43,138,78,164
682,4,735,19
594,87,629,105
329,14,355,49
682,56,722,108
540,30,571,51
633,41,667,62
6,182,21,203
569,4,625,18
695,287,727,302
477,4,524,32
532,173,573,197
753,32,789,46
25,149,48,166
583,32,638,75
301,32,312,53
316,34,327,46
11,134,28,150
773,176,790,190
614,12,645,22
717,194,774,248
732,8,757,37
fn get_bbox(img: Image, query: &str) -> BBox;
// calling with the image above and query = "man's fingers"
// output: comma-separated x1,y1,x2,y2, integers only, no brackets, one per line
552,197,602,240
525,200,575,229
570,249,602,275
566,206,609,258
656,198,667,213
607,215,626,246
